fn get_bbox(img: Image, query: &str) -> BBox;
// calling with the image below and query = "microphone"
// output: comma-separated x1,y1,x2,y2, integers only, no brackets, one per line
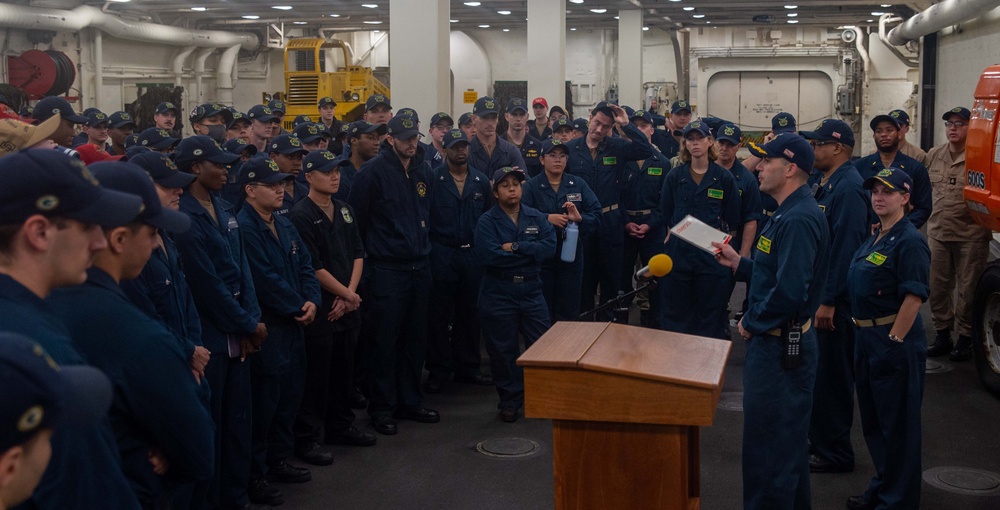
635,253,673,281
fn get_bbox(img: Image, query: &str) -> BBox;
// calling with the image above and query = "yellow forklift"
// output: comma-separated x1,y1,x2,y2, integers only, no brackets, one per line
282,37,390,131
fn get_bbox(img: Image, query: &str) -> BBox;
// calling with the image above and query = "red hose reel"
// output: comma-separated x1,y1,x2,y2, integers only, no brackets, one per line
7,49,76,99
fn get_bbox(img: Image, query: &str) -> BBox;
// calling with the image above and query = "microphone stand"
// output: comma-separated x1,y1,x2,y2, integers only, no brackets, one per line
578,279,659,323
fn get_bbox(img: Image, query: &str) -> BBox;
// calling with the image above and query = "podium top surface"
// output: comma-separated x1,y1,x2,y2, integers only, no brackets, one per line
518,321,731,390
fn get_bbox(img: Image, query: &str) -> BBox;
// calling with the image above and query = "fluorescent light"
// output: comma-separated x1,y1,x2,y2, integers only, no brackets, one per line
498,10,511,15
191,6,207,11
871,11,885,15
784,5,797,8
479,24,490,28
692,14,705,18
642,26,649,31
294,21,307,24
867,19,874,22
329,13,340,17
787,12,797,17
272,5,293,10
683,7,695,11
570,0,585,4
464,1,481,6
242,15,260,19
361,3,378,8
881,4,892,7
787,19,799,23
503,28,510,32
570,27,577,30
450,19,458,22
590,8,607,13
363,20,382,24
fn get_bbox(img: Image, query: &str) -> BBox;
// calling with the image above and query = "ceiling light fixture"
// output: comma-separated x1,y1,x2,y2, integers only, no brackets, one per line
498,10,511,15
683,7,695,11
450,19,458,22
361,3,378,8
642,26,649,31
464,1,481,6
479,24,490,28
871,11,885,15
784,5,797,9
787,12,797,17
590,8,607,14
787,19,799,23
503,28,510,31
329,13,340,17
242,15,260,19
692,14,705,18
570,0,585,4
881,4,892,7
570,27,577,30
272,5,293,10
294,21,307,24
190,6,207,11
363,20,382,24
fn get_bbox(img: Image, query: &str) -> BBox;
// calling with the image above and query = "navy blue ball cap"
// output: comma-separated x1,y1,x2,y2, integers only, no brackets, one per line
888,109,910,126
34,96,87,124
247,105,277,123
622,105,635,118
747,133,815,173
336,123,351,138
19,105,33,118
863,167,913,193
123,133,142,149
303,150,349,173
869,113,903,131
540,138,569,156
670,99,691,115
88,162,191,233
386,115,422,139
772,112,797,134
701,117,729,136
136,127,179,150
293,122,327,143
442,129,469,148
238,156,294,185
268,133,309,155
552,118,573,132
681,120,712,138
291,115,313,129
365,94,391,111
222,137,257,157
0,149,143,228
572,118,589,133
0,333,113,452
506,98,528,114
396,107,419,122
491,166,526,190
592,101,617,119
124,144,150,158
943,106,971,121
108,111,137,129
348,120,386,138
228,109,251,129
715,123,743,145
84,110,109,127
629,109,653,124
800,118,855,147
128,151,196,189
266,99,286,114
458,112,474,126
473,97,500,117
174,135,240,167
190,103,233,125
155,102,180,115
430,112,453,127
318,96,337,108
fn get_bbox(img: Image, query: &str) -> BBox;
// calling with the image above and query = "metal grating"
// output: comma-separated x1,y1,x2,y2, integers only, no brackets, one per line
287,75,318,106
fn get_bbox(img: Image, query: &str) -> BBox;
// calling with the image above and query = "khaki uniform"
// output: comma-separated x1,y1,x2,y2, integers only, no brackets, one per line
899,138,927,165
926,144,991,336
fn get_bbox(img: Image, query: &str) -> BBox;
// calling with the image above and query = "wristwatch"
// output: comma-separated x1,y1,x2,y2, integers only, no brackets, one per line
888,333,903,343
511,242,519,252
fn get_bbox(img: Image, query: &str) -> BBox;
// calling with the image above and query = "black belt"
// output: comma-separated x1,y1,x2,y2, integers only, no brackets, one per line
485,270,539,283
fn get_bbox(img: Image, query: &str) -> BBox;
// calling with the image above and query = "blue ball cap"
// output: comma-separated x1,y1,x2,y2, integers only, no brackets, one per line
592,101,617,119
266,99,286,114
0,149,143,228
458,112,474,126
629,109,653,125
365,94,391,111
348,120,387,139
870,113,903,131
228,109,251,129
247,105,277,123
396,107,419,123
318,96,336,108
128,151,196,189
715,123,743,145
155,102,179,115
19,105,33,118
222,137,258,157
747,133,815,174
238,156,294,185
888,109,910,126
190,103,234,126
491,166,525,190
173,135,240,168
291,115,314,129
473,97,500,117
681,120,712,138
136,127,179,150
671,99,691,115
303,150,350,173
386,115,422,140
552,118,573,132
33,96,87,124
124,144,150,158
506,98,528,114
540,138,569,156
84,110,109,127
863,167,913,193
430,112,454,127
800,119,855,147
442,129,469,148
268,133,309,155
943,106,971,121
108,111,137,129
293,122,328,143
123,133,142,149
701,117,730,136
88,162,191,234
572,118,589,133
0,333,113,452
771,112,797,134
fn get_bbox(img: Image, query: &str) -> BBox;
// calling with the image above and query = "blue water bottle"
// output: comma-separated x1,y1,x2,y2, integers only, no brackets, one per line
561,221,578,263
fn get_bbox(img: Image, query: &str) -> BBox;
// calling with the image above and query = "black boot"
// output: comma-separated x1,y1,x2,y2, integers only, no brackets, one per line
950,335,973,362
927,329,953,357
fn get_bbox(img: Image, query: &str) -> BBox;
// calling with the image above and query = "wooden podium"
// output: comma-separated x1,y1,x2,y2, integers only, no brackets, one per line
517,321,731,510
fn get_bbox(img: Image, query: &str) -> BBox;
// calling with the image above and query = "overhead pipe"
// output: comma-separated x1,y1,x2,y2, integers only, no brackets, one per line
879,15,919,67
216,44,241,106
851,27,871,88
0,4,258,50
94,28,103,111
173,46,196,88
194,47,216,105
887,0,1000,45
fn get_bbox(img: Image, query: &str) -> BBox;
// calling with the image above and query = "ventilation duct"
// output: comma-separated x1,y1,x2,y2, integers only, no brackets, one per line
887,0,1000,45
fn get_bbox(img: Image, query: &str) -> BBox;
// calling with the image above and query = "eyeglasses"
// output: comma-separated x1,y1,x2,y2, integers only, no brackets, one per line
944,121,967,128
809,140,837,148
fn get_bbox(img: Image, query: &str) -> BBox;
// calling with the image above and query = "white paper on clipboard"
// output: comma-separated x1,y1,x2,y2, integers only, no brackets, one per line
670,215,732,254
